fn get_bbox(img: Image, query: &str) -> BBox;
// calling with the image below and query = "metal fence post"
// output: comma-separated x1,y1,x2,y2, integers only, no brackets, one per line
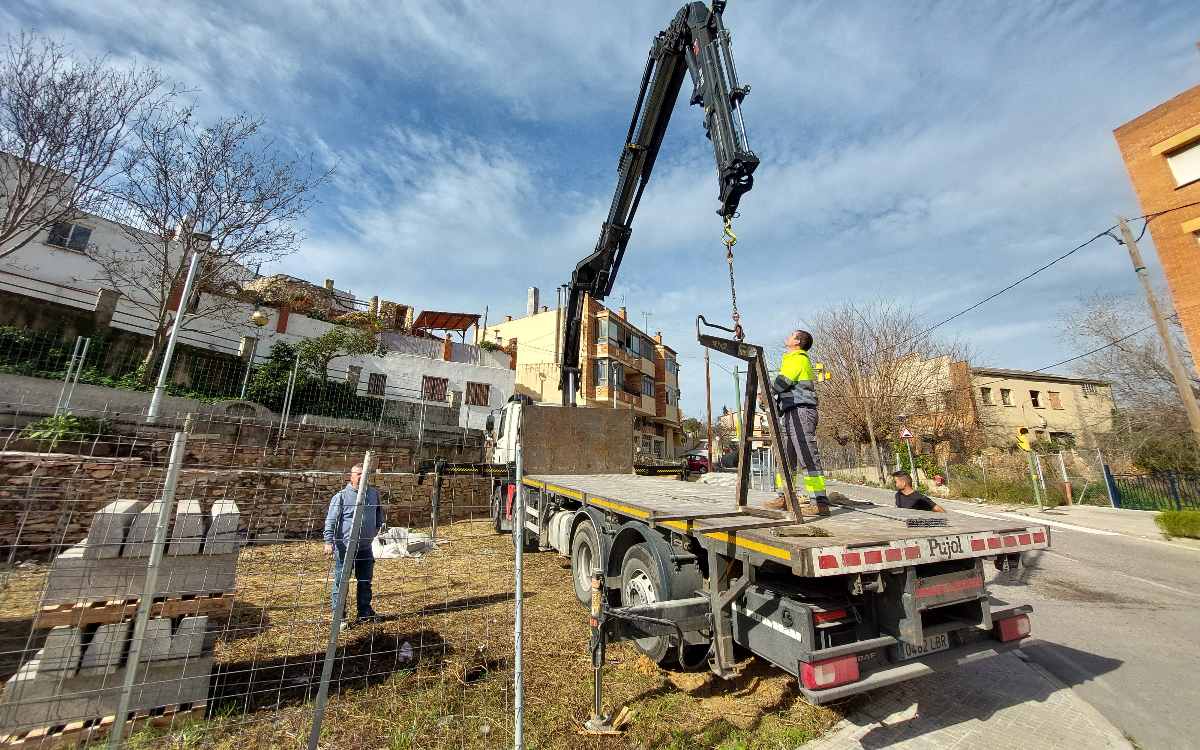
513,435,525,750
62,337,90,413
148,249,203,423
308,450,374,750
54,336,84,416
108,430,188,749
1101,459,1120,508
1168,471,1182,512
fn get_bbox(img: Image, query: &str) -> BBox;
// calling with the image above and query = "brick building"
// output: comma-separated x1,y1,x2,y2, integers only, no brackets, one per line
1114,84,1200,373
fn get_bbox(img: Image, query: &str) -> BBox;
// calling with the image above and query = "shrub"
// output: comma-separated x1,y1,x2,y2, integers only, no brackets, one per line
1155,510,1200,539
20,413,109,450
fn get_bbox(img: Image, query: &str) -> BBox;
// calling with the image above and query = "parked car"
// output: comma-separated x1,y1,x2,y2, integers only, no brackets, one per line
685,453,710,473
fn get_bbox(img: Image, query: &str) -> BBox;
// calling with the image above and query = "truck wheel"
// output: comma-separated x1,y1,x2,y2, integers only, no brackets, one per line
620,544,678,666
491,486,507,534
570,521,601,606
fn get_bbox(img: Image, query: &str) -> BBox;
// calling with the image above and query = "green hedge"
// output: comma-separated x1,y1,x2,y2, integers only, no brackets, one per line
1155,511,1200,539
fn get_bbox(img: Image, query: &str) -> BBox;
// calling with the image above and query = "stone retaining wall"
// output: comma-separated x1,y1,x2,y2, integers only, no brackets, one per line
0,453,494,560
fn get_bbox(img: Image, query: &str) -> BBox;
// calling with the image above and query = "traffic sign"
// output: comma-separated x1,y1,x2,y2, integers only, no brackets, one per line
899,427,913,439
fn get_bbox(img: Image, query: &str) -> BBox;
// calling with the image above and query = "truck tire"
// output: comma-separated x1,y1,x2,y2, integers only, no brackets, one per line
620,544,690,666
570,521,601,606
491,486,507,534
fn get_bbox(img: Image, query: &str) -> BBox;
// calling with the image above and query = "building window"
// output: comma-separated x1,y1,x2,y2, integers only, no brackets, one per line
593,358,607,385
346,366,362,390
1048,391,1063,410
1029,390,1041,408
1000,388,1012,406
47,222,92,252
914,397,927,413
1165,140,1200,188
421,375,448,401
642,336,655,360
1081,383,1097,397
665,386,679,406
980,387,993,405
465,381,490,407
642,374,655,396
367,372,386,396
666,357,679,376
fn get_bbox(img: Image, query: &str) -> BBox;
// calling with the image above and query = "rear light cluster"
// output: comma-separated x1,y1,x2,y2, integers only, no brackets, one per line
994,614,1031,643
812,608,847,625
800,655,859,690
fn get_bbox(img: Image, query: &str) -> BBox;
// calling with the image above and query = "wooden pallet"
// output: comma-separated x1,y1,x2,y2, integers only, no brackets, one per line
33,594,233,629
0,702,206,748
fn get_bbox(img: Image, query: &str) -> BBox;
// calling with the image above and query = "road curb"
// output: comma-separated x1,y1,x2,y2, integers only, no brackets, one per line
1012,649,1135,750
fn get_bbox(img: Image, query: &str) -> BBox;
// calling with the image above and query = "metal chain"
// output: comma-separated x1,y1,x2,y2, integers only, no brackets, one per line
723,217,744,341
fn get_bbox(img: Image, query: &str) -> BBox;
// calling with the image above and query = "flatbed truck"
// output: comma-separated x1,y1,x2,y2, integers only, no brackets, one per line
487,400,1049,706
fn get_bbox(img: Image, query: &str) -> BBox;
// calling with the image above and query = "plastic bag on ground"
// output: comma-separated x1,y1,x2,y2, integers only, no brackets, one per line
372,527,436,559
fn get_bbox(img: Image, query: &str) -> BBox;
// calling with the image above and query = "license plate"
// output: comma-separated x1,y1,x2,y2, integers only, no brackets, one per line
897,633,950,660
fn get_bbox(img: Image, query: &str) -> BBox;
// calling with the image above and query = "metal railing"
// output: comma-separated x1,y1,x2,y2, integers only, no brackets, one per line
1110,471,1200,511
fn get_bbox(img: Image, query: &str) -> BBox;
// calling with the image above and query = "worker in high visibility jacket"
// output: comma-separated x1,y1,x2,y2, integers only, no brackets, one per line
767,329,830,514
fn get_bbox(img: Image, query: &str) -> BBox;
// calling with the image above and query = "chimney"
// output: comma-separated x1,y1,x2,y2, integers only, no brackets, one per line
655,331,663,344
505,315,513,322
618,307,627,320
527,287,540,317
540,305,548,313
324,279,335,290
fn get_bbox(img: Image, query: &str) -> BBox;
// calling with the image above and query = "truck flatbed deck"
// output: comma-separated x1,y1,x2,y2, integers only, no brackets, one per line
524,473,1050,576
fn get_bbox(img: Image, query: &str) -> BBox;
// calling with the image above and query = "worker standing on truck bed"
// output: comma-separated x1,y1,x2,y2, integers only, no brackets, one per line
767,329,830,514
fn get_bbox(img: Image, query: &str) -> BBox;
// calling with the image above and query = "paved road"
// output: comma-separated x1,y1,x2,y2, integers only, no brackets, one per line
833,482,1200,750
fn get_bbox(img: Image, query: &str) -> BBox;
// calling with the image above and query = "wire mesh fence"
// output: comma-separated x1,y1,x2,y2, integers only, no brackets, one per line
0,418,520,748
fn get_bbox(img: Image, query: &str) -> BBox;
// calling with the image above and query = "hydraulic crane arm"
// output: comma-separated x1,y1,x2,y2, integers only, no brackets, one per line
559,1,758,403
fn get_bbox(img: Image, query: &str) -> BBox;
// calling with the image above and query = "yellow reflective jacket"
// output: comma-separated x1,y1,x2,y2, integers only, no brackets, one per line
772,349,817,411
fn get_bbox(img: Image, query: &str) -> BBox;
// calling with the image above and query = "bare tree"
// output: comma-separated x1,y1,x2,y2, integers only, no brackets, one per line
1062,293,1198,470
804,301,974,467
0,33,171,259
88,108,330,381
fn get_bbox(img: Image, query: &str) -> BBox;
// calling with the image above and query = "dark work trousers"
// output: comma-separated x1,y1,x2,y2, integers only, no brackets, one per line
778,406,828,499
332,545,375,620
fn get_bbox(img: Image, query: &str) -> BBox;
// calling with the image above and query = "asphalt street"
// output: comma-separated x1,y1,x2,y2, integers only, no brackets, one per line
834,481,1200,750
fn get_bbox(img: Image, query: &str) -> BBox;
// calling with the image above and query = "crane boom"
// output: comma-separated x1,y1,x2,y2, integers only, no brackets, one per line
559,1,758,403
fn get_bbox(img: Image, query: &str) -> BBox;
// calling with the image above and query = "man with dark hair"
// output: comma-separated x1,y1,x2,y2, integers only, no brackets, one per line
767,329,829,514
892,470,945,512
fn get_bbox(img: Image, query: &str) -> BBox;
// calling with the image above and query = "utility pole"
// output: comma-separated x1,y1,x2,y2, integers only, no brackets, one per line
851,356,883,481
1117,217,1200,450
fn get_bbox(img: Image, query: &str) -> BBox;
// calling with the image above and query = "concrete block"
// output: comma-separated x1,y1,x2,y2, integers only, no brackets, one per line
140,618,173,663
43,546,238,605
169,498,205,556
166,617,208,661
77,622,129,677
0,656,212,733
203,499,240,554
83,500,146,559
122,500,163,558
37,627,82,674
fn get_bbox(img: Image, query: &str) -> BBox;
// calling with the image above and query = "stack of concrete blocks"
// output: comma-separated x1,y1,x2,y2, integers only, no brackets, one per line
0,498,240,734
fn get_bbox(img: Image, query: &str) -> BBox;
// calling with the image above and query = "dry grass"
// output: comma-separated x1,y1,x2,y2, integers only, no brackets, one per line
0,521,842,749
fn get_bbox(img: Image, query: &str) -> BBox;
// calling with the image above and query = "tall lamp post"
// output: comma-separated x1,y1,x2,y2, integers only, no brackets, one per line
146,233,210,423
239,306,270,399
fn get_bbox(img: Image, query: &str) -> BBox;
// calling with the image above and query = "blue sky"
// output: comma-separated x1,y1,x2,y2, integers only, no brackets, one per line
6,0,1198,415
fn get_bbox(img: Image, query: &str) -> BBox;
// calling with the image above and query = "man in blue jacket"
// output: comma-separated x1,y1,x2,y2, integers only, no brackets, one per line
323,463,384,628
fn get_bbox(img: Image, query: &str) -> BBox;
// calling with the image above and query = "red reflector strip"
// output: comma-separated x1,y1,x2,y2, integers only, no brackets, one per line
1032,531,1046,543
1018,533,1031,545
818,555,838,570
1004,536,1017,547
916,575,983,598
970,539,986,552
864,550,883,564
987,538,1002,549
885,548,902,561
842,552,862,567
813,608,847,624
904,546,920,560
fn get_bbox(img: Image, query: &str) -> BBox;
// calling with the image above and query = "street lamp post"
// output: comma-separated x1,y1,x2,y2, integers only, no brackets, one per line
147,236,209,423
239,307,270,399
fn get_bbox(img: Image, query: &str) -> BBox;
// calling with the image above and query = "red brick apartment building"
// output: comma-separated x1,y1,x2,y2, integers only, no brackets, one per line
1114,84,1200,373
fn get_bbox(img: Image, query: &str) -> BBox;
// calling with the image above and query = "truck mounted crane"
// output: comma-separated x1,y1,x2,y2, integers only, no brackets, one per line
559,0,758,404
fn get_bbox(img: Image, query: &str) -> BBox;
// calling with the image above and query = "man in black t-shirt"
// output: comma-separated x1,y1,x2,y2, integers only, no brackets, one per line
891,471,945,512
